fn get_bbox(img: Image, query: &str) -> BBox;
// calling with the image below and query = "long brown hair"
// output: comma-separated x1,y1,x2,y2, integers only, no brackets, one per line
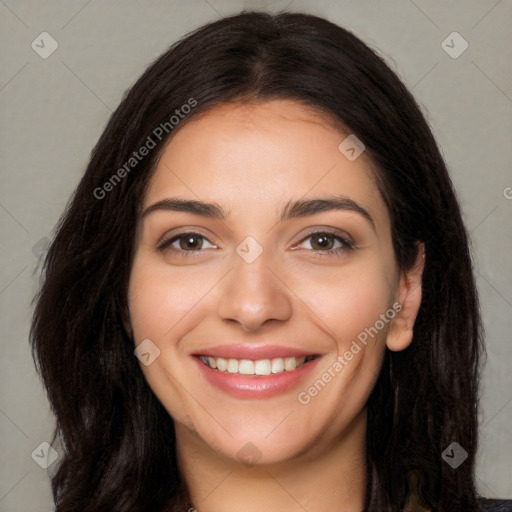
30,11,483,511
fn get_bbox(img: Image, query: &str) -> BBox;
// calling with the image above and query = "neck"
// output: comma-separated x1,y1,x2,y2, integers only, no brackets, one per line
176,410,367,512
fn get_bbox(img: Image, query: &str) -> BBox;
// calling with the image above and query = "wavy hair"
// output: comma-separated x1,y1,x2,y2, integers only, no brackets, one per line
30,11,484,511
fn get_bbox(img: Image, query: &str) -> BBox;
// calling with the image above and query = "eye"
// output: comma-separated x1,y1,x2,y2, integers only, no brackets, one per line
157,232,217,254
156,230,353,257
294,231,354,255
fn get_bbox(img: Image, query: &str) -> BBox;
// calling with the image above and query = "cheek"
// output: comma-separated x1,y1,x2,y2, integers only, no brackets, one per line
295,258,395,352
127,256,219,425
127,257,216,340
299,265,392,418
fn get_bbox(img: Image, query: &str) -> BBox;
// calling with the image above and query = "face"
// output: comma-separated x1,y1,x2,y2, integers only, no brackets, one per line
127,100,420,466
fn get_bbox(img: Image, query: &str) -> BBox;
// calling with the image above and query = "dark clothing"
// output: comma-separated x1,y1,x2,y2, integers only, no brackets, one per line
479,498,512,511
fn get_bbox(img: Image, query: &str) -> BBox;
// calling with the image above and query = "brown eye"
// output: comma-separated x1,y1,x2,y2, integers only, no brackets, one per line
309,232,336,251
157,232,217,253
178,234,205,251
295,231,354,256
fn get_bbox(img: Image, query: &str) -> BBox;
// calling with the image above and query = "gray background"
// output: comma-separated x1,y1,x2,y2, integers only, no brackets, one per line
0,0,510,510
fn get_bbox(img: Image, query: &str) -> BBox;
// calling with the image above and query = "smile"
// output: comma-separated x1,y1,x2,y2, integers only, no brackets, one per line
192,344,323,398
198,355,318,375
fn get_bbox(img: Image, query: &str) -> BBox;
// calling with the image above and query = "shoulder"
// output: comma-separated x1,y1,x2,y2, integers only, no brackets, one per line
478,498,512,511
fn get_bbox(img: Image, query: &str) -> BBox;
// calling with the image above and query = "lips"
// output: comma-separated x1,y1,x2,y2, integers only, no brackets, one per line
191,344,323,398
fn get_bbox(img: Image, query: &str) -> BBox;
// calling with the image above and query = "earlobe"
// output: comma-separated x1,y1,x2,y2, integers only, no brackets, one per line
386,242,425,352
121,303,134,340
123,320,134,340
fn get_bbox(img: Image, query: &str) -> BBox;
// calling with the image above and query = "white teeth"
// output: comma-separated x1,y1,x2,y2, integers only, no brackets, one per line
227,358,238,373
271,358,284,373
238,359,254,375
255,359,271,375
284,357,297,371
200,355,313,375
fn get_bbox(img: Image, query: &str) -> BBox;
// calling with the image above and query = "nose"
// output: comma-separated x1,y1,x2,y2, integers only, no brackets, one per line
216,252,293,332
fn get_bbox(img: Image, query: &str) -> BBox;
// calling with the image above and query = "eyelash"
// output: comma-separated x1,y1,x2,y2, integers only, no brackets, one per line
156,230,354,258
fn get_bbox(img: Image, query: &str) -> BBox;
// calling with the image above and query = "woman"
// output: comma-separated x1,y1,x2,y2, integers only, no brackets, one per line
30,11,511,512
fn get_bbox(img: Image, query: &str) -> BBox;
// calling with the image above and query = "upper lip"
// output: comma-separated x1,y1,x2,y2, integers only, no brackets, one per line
192,344,321,360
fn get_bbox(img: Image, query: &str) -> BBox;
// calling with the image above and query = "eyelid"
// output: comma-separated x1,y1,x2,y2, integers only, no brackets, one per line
293,227,355,248
156,226,218,246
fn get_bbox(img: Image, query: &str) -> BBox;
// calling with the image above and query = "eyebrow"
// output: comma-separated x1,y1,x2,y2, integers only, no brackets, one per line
141,195,375,230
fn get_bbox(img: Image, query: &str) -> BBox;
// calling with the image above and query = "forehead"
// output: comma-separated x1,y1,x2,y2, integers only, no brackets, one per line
144,100,387,229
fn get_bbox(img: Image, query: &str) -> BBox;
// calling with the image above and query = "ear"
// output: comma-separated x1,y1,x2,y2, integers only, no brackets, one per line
120,301,134,340
386,242,425,352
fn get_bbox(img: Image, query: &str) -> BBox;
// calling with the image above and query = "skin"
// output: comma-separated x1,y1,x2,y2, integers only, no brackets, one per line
126,100,424,512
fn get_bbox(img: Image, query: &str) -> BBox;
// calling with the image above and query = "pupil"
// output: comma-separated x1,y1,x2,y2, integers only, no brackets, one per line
313,233,332,250
182,235,201,250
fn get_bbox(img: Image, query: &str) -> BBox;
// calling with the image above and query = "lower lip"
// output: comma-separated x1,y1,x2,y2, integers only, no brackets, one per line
193,357,322,399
